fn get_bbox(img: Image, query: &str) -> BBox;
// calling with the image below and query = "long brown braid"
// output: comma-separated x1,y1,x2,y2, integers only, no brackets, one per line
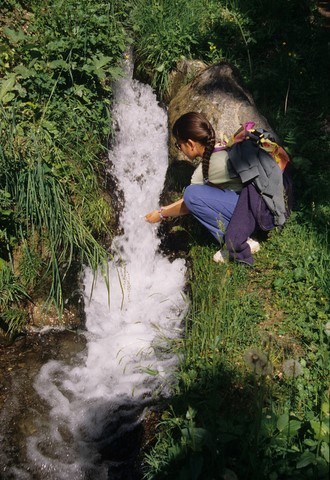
172,112,216,183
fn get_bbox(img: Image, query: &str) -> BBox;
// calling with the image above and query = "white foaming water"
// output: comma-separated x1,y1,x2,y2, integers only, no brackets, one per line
25,60,187,479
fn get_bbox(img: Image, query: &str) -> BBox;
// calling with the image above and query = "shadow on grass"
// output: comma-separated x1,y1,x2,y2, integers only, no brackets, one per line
142,361,275,480
142,356,329,480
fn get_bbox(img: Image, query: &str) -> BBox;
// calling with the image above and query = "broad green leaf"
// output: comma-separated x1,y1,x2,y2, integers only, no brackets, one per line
277,413,289,432
168,444,183,460
83,54,115,79
311,420,329,442
0,74,16,101
321,441,329,463
92,54,113,70
13,65,36,78
48,60,69,70
179,454,203,480
3,27,26,43
296,450,316,469
273,278,284,288
186,406,196,420
108,66,123,79
41,120,59,135
0,191,11,199
0,210,12,216
303,438,318,447
321,402,329,416
15,83,27,98
287,420,302,436
0,44,10,54
1,92,16,104
321,442,330,463
277,414,301,437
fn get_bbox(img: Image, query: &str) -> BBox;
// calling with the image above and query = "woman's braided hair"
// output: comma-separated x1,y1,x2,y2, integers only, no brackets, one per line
172,112,216,183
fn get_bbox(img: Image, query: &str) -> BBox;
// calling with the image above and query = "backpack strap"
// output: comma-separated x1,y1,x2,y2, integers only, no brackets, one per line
226,122,290,172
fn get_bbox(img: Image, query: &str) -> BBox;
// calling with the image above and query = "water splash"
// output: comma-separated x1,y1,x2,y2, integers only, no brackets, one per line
23,59,187,479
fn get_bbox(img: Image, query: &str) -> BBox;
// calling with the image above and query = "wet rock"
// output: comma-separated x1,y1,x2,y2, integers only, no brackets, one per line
26,300,83,332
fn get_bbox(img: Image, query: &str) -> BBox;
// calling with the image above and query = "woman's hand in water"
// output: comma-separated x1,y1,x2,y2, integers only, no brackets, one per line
145,210,162,223
145,199,189,223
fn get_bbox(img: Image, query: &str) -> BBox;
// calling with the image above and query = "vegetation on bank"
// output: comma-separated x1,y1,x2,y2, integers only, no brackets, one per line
0,0,131,332
0,0,329,478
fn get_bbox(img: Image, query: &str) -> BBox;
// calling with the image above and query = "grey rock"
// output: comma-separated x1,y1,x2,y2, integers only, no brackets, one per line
168,61,275,162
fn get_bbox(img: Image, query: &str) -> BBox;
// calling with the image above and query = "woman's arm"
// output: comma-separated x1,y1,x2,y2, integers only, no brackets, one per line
145,198,190,223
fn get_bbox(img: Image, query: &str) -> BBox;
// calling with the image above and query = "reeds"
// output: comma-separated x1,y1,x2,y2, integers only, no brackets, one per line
16,156,109,310
0,0,129,325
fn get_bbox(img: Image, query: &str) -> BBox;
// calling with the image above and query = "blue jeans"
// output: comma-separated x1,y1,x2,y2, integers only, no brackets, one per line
183,184,239,242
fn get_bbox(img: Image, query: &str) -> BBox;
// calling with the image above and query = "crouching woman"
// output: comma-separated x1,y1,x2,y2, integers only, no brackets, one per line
145,111,290,264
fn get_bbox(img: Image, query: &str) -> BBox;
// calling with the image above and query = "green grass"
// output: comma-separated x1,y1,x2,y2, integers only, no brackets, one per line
0,0,131,329
131,0,203,94
142,216,330,479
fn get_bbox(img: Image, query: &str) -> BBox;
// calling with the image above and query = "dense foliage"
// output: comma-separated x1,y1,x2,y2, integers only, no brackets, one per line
0,0,131,331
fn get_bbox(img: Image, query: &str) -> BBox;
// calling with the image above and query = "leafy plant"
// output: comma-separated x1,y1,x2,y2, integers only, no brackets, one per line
0,0,132,331
131,0,203,95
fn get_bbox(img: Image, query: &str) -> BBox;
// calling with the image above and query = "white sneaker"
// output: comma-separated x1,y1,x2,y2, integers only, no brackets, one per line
213,248,229,263
213,238,260,263
247,237,260,253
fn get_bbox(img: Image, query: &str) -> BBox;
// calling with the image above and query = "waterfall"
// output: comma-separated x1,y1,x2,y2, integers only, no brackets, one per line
21,58,187,479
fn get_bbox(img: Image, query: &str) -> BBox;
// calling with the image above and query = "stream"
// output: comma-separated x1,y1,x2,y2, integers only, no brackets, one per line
0,58,187,479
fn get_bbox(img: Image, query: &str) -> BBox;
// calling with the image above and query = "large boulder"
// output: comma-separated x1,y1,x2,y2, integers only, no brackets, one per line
168,61,275,162
165,58,208,103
